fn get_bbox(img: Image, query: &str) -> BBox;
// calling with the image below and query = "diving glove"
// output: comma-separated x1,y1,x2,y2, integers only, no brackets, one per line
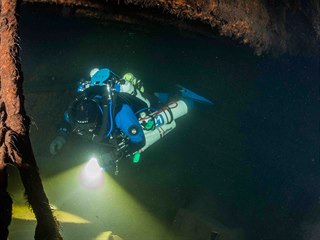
49,136,66,155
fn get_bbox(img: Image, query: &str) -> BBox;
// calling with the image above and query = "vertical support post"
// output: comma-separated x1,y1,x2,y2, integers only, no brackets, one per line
0,0,62,239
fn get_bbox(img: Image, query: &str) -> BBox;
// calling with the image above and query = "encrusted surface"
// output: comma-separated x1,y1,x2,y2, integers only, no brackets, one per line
22,0,320,55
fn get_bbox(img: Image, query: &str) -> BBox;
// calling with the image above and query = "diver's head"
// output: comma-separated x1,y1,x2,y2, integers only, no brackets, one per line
122,72,144,93
122,72,136,84
71,99,102,137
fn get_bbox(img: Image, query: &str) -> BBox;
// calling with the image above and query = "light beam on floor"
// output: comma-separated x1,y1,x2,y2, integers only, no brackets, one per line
42,161,171,240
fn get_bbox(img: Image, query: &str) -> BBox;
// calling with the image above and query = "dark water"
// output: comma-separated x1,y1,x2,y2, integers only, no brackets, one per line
7,5,319,240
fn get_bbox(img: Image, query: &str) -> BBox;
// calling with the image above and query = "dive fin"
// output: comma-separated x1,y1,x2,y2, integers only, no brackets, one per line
176,84,214,105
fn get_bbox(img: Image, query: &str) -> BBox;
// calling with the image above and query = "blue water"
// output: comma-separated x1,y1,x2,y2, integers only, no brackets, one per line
12,5,320,240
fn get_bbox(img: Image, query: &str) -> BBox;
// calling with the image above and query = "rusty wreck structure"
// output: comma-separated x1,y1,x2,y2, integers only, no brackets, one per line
0,0,62,239
22,0,320,55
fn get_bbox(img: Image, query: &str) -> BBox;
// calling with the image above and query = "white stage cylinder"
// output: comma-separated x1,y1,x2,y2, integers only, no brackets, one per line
141,121,176,152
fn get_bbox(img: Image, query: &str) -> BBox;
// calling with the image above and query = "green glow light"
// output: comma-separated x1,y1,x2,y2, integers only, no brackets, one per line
133,152,141,163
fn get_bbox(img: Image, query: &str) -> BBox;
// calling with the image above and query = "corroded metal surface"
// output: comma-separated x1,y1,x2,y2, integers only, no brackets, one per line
22,0,320,55
126,0,320,55
0,0,62,239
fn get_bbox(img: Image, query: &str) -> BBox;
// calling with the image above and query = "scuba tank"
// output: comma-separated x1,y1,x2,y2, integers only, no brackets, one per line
138,100,188,152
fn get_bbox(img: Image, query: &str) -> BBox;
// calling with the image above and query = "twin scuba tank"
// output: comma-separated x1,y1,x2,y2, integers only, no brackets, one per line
137,100,188,152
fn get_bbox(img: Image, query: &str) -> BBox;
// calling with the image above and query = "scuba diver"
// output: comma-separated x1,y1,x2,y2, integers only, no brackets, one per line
49,67,213,174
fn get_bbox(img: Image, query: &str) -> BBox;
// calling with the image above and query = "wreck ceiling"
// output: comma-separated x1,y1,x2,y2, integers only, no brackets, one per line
22,0,319,55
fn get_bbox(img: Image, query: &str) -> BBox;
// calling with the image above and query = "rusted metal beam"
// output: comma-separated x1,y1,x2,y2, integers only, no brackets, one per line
22,0,105,8
21,0,320,55
0,0,62,239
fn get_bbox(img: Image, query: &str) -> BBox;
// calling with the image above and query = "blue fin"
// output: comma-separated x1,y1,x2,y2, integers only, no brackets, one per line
176,84,214,105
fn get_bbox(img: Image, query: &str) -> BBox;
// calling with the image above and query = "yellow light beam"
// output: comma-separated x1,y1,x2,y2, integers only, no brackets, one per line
12,204,90,224
95,231,123,240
